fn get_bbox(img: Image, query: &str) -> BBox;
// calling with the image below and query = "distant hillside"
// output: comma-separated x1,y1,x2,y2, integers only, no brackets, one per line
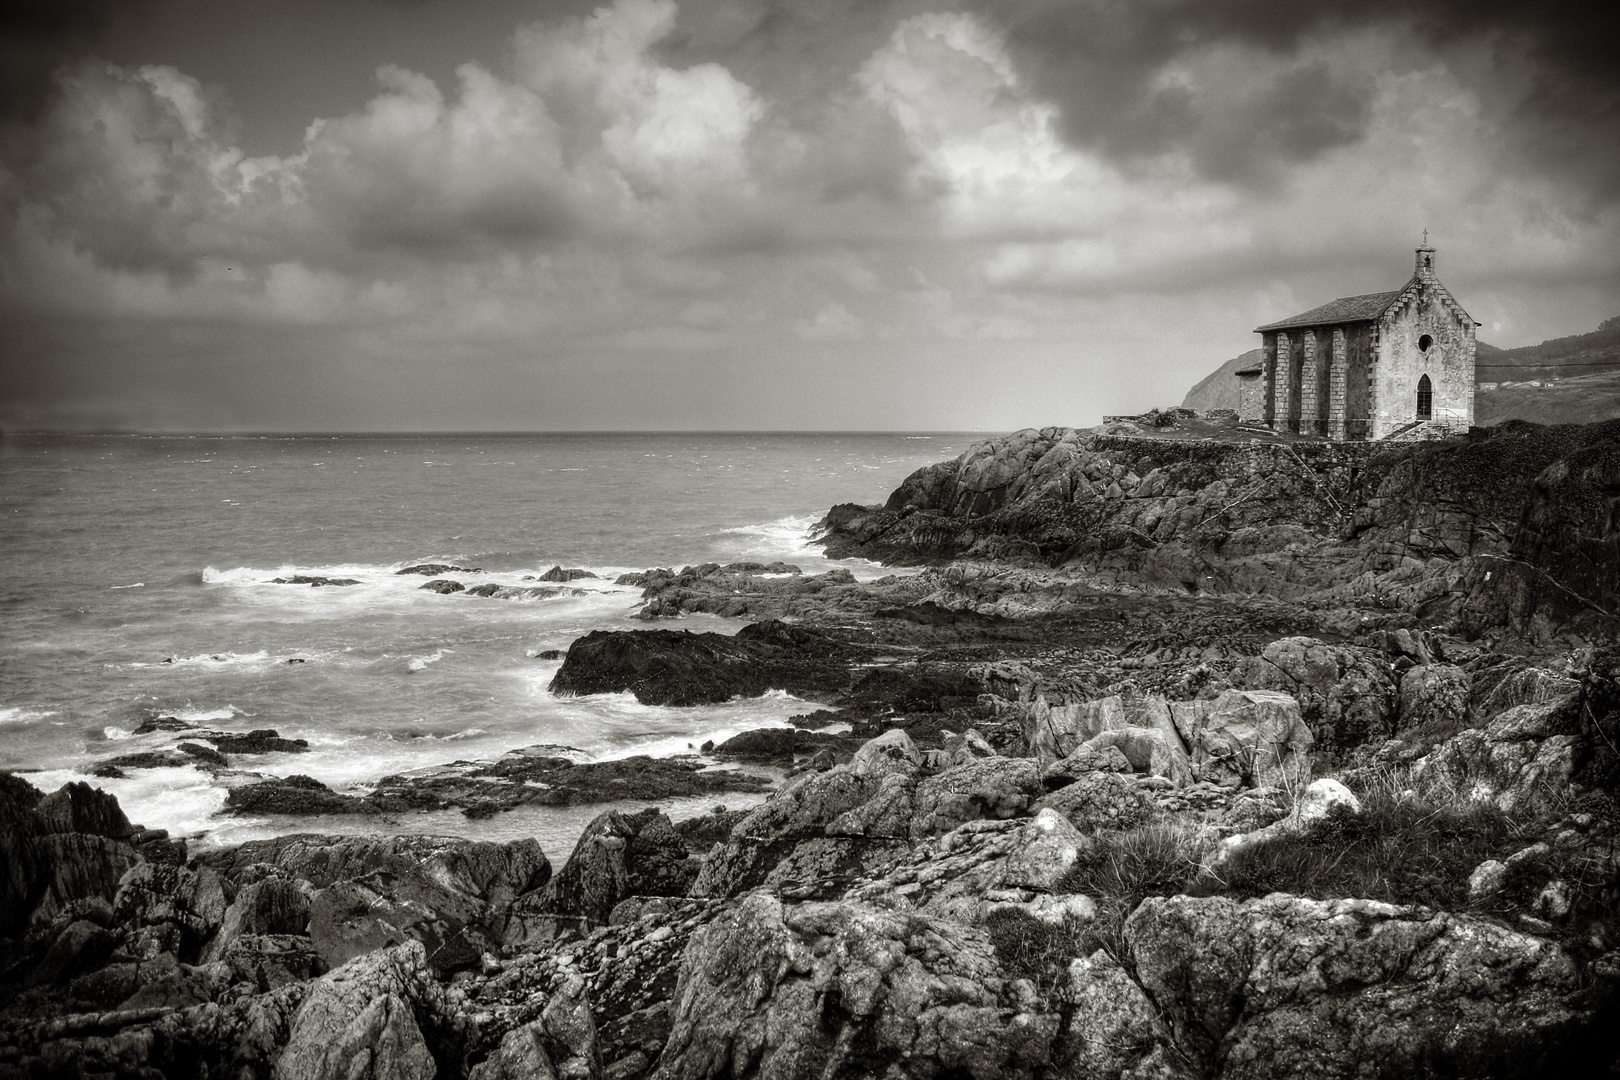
1182,316,1620,427
1479,315,1620,378
1179,349,1260,413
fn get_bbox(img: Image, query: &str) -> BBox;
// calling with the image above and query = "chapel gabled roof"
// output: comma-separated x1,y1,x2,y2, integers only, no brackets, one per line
1253,289,1402,333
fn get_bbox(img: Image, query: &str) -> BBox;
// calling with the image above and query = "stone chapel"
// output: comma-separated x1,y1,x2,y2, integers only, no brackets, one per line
1239,240,1477,440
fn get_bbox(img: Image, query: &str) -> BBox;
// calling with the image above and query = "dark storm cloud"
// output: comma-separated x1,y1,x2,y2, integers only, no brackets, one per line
0,0,151,121
977,0,1620,191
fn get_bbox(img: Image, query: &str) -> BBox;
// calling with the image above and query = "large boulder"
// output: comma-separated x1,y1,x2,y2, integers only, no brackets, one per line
1080,726,1192,787
1414,698,1582,815
511,809,696,945
691,767,879,898
547,622,851,706
208,834,550,973
1239,636,1397,750
652,894,1060,1080
909,758,1043,837
849,728,923,778
1168,689,1314,789
273,940,441,1080
1398,663,1471,733
1022,695,1129,765
1122,893,1592,1078
1035,772,1154,833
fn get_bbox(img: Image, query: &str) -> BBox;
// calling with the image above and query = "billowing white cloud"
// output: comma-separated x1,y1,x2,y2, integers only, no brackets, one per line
1,0,1616,432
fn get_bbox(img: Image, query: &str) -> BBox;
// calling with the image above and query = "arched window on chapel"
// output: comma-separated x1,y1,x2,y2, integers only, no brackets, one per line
1417,374,1433,421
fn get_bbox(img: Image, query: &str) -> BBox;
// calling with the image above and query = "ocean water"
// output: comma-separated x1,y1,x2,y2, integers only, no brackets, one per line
0,432,972,855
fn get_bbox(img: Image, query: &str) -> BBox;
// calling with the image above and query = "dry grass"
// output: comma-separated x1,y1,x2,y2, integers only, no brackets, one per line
1053,821,1213,964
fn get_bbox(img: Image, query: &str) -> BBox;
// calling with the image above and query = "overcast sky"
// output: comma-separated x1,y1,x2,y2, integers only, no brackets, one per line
1,0,1617,432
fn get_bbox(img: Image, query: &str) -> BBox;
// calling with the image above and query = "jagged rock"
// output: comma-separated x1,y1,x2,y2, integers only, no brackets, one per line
1063,950,1195,1079
849,728,922,778
1398,663,1472,732
112,861,229,962
35,782,135,840
1035,771,1154,833
999,808,1088,892
1042,744,1133,786
529,972,606,1079
548,621,852,706
200,874,311,964
941,728,998,765
1169,688,1314,789
1023,695,1129,765
218,932,322,990
1239,636,1398,750
1124,893,1592,1078
273,941,439,1080
205,833,550,973
827,773,917,839
1414,697,1581,814
268,575,360,587
397,562,482,575
419,578,466,593
652,893,1060,1080
1081,726,1193,786
691,768,878,898
511,809,696,945
909,757,1042,836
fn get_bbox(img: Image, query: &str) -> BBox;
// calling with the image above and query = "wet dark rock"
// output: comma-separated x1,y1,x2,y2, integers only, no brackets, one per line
708,727,854,764
176,742,229,768
635,566,862,620
465,583,567,600
224,775,378,816
419,578,466,594
874,600,1006,628
364,753,772,815
396,563,482,575
202,729,309,754
550,620,856,706
131,716,191,735
537,649,563,660
538,565,598,582
268,575,361,587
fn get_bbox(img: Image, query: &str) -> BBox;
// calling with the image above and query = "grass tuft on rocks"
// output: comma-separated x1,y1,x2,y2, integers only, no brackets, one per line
983,907,1090,999
1054,821,1211,963
1196,780,1524,911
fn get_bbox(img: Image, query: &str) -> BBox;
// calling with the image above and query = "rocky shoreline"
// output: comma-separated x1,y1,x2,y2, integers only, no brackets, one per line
4,418,1619,1078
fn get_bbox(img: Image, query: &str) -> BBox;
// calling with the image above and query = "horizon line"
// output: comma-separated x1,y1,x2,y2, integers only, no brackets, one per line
0,427,1014,438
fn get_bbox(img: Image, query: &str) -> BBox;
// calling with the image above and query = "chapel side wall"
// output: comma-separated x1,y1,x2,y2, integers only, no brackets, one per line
1286,333,1304,433
1344,324,1373,440
1261,332,1277,426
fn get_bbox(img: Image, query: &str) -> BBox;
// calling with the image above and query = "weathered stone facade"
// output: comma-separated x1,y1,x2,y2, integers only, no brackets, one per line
1249,243,1476,441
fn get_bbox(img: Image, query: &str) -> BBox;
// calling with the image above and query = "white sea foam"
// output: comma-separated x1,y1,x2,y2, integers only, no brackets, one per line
110,582,145,589
0,706,55,725
715,515,818,556
174,706,243,724
138,651,270,669
408,649,452,672
31,766,227,838
104,726,135,741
